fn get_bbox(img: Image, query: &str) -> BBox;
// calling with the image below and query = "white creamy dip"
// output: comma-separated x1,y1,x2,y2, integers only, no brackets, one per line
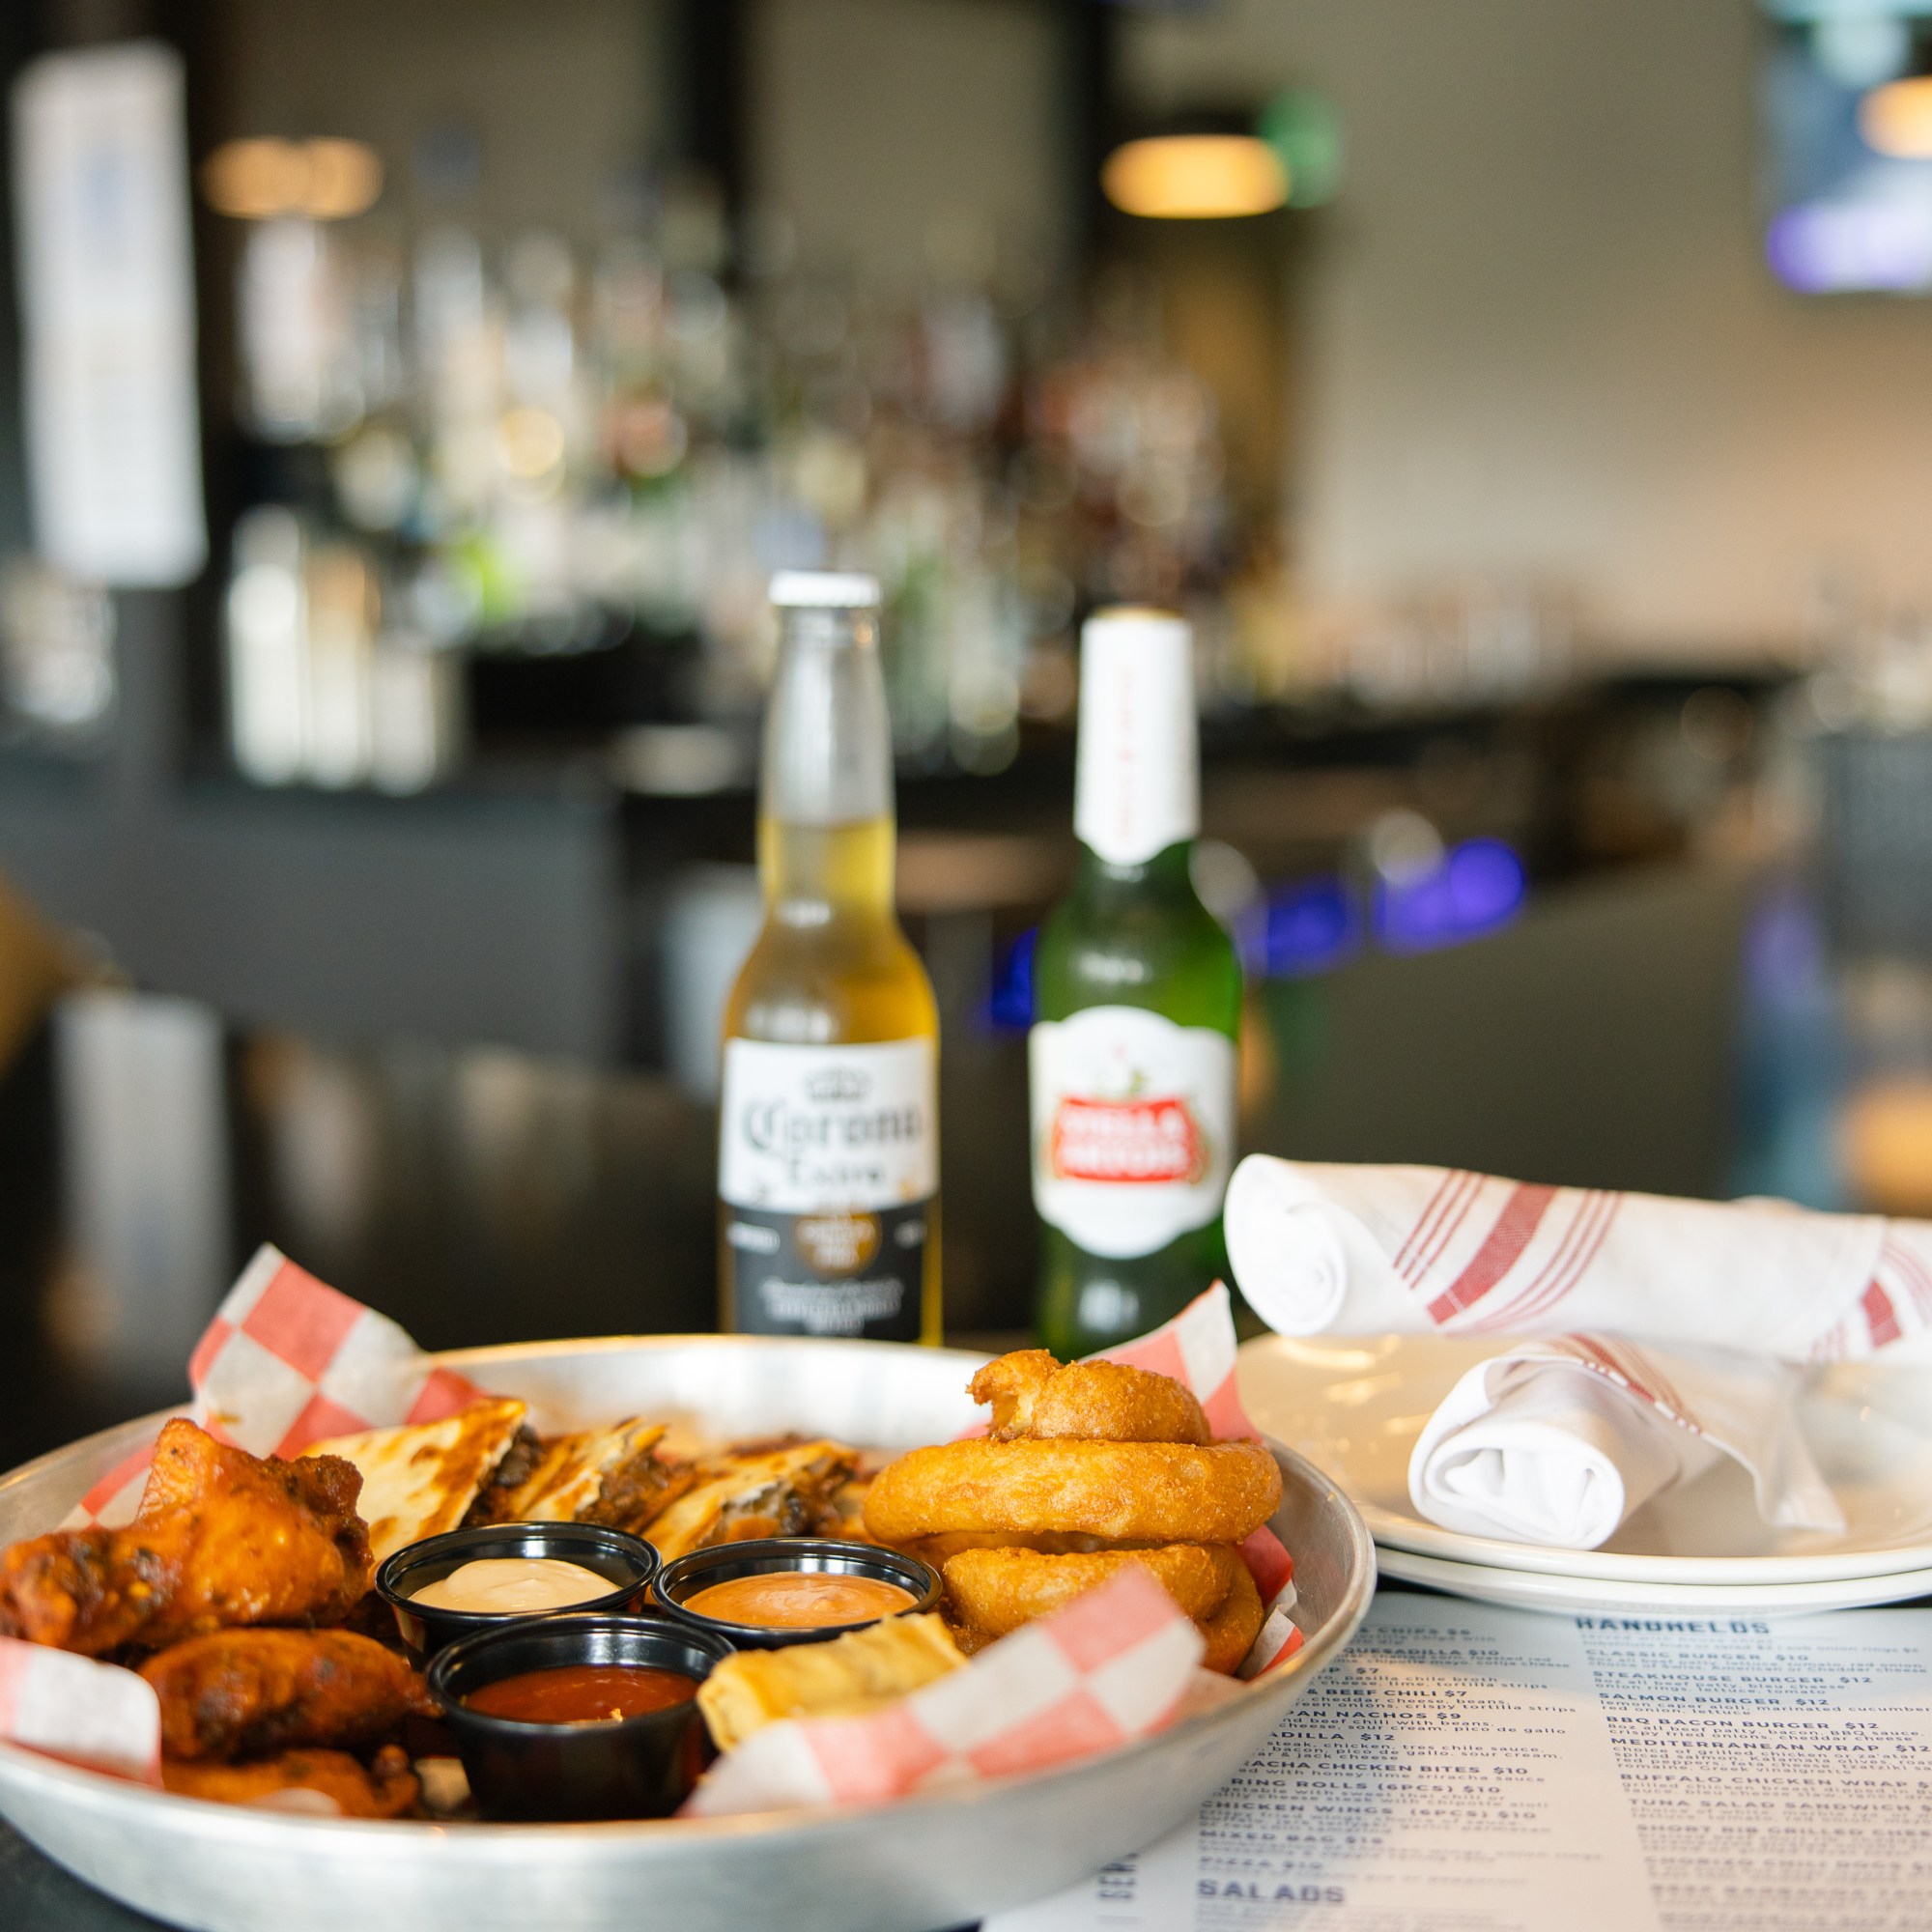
410,1556,615,1614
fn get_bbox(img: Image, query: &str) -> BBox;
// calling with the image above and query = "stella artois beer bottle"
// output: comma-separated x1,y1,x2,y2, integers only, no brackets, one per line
1031,607,1240,1356
718,572,942,1343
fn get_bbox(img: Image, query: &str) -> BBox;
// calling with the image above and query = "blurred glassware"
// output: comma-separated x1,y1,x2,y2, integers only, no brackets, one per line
225,505,465,792
206,169,1264,786
0,557,115,741
1331,580,1575,715
225,506,307,784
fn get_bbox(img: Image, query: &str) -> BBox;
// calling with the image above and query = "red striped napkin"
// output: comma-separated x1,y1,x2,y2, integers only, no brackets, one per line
1408,1333,1843,1548
72,1245,486,1526
681,1566,1203,1817
1226,1157,1932,1362
1226,1159,1888,1548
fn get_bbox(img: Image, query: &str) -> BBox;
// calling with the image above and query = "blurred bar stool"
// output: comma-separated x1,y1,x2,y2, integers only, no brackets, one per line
50,989,232,1408
0,869,231,1409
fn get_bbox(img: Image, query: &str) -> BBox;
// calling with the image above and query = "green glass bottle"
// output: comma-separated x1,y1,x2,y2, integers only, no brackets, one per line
1031,607,1242,1357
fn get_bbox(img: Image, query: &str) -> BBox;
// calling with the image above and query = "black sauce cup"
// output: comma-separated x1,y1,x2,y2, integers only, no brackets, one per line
376,1522,660,1661
429,1613,733,1822
655,1537,942,1651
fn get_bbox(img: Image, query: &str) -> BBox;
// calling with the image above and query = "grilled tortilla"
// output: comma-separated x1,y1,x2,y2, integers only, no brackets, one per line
489,1418,690,1531
643,1439,858,1559
303,1398,527,1561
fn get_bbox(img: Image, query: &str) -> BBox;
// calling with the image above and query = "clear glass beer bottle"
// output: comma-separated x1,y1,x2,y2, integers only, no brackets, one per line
718,572,942,1343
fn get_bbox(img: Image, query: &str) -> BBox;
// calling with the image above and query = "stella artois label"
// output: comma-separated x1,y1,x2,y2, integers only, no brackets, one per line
1030,1006,1236,1259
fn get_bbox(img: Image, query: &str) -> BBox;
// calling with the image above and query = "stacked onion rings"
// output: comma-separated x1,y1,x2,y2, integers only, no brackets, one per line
864,1351,1281,1672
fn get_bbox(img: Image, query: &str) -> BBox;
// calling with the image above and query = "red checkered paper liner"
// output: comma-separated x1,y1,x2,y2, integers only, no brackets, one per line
0,1640,161,1785
683,1566,1205,1817
959,1284,1302,1679
1225,1156,1932,1363
70,1245,487,1527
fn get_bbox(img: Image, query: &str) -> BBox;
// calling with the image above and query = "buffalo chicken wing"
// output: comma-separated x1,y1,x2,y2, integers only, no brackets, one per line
160,1744,419,1819
0,1420,372,1656
140,1629,431,1762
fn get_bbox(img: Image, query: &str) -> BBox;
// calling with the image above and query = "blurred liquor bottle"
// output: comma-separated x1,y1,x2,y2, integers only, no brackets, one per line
718,573,942,1342
1031,609,1241,1356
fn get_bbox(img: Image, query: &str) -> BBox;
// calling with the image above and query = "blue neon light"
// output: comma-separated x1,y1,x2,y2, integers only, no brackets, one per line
1375,838,1526,954
1262,874,1362,979
985,925,1037,1031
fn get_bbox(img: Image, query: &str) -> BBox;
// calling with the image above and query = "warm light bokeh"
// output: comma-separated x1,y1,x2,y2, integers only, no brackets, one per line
1859,76,1932,159
1842,1078,1932,1216
1101,134,1288,220
201,137,384,221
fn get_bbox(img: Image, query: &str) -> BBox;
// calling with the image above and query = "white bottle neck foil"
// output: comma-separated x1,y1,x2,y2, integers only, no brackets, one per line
1072,607,1199,866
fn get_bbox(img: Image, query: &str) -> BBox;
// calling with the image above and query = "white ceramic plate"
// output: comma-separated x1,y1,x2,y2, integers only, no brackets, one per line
1236,1331,1932,1587
1377,1544,1932,1617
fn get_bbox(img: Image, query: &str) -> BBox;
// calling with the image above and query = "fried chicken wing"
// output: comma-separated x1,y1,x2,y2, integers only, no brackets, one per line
160,1744,419,1819
141,1629,432,1762
0,1420,373,1656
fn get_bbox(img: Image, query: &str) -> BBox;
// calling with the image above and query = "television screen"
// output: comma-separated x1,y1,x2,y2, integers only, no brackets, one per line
1762,0,1932,293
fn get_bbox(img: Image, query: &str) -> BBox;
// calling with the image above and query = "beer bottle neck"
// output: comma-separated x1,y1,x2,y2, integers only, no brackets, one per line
1072,838,1196,897
759,604,895,917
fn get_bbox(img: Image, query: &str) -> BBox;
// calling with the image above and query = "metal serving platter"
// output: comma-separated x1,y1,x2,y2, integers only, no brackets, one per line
0,1335,1377,1932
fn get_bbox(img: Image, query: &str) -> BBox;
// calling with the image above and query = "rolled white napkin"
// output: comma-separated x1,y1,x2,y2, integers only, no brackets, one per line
1408,1336,1844,1548
1225,1156,1932,1363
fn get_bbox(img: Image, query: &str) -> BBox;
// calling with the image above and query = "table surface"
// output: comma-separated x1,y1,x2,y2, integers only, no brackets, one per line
1,1000,1916,1926
0,1819,170,1930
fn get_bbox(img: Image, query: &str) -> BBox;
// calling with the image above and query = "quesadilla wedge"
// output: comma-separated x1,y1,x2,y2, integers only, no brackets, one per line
303,1397,527,1561
468,1417,694,1534
643,1439,858,1559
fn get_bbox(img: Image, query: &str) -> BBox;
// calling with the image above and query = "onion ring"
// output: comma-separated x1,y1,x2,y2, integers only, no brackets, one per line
968,1352,1210,1445
942,1542,1238,1637
862,1439,1282,1546
1197,1559,1264,1676
903,1530,1131,1565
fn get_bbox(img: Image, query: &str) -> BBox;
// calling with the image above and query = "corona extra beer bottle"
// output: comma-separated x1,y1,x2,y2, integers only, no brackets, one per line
1031,607,1240,1356
718,572,941,1342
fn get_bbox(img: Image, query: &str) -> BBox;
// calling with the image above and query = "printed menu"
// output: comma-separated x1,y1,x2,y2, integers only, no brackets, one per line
988,1594,1932,1932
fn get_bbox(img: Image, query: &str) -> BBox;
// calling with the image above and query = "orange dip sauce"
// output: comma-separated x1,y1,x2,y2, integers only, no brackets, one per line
682,1571,917,1630
465,1663,697,1724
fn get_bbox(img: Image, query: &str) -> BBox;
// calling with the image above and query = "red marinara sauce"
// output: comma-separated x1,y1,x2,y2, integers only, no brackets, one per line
465,1663,698,1724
